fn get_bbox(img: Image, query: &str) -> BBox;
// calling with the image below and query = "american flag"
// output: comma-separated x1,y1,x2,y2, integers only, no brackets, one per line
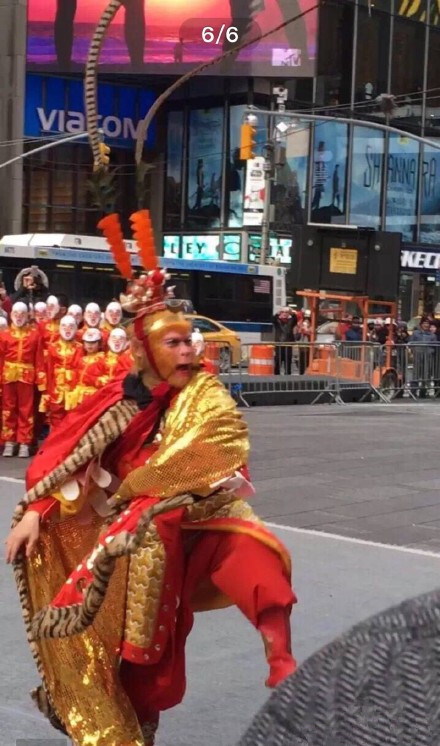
254,279,271,294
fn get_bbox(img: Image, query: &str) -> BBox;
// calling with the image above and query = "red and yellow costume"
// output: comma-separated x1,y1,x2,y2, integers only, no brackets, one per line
10,255,296,746
0,324,39,444
105,347,133,378
38,318,60,350
66,351,106,409
39,338,83,428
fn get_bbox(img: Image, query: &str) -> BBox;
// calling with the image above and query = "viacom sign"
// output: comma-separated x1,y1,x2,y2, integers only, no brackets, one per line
24,74,156,149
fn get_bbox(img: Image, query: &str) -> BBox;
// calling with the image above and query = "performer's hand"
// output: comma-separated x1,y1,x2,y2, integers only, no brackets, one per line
4,511,40,564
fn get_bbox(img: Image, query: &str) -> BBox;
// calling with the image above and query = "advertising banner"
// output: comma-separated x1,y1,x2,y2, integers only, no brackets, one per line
243,157,266,226
187,107,224,230
165,111,184,230
349,126,384,229
420,143,440,245
385,133,419,242
24,73,156,148
273,120,310,231
27,0,317,77
311,121,348,224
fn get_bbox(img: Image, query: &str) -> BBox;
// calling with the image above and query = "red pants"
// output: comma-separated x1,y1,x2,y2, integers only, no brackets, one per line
48,402,67,429
1,381,35,444
120,529,295,723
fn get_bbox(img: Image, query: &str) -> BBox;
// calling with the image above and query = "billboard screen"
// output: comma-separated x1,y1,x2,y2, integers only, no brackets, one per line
27,0,317,77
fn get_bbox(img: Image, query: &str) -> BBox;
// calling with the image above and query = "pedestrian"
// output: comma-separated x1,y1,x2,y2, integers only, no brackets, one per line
12,266,49,306
344,316,363,342
410,316,437,398
273,307,297,375
296,311,312,375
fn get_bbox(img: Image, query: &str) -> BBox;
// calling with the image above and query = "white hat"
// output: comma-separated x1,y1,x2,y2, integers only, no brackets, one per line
83,327,102,343
12,301,28,314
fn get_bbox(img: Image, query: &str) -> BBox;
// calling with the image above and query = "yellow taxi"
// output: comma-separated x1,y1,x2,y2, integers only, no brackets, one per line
185,314,241,370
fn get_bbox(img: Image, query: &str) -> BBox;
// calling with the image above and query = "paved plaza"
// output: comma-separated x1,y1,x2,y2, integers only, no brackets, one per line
2,401,440,744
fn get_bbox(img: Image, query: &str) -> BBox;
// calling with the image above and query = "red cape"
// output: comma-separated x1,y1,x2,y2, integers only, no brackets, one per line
26,377,126,490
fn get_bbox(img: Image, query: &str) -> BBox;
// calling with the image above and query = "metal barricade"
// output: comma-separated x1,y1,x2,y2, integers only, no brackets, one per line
404,343,440,400
206,337,440,406
220,342,346,407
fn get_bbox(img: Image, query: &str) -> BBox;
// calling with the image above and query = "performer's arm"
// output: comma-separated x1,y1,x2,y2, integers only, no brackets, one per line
25,496,59,521
115,377,250,502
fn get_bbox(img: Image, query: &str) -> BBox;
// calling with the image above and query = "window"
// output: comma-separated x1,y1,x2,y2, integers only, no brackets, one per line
355,5,390,104
391,17,425,99
426,26,440,132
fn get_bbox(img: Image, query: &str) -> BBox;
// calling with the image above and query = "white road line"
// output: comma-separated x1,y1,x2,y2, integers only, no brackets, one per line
268,521,440,559
1,477,438,559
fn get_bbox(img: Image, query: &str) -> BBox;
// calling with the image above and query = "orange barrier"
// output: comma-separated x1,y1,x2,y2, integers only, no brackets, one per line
248,345,275,375
204,343,220,375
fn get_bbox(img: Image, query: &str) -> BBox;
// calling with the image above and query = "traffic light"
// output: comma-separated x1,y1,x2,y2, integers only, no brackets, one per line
240,122,257,160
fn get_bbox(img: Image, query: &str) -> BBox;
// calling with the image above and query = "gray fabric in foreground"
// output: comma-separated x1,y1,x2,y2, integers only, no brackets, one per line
238,587,440,745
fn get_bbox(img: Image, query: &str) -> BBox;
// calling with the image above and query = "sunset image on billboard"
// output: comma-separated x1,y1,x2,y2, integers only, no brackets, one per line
27,0,317,76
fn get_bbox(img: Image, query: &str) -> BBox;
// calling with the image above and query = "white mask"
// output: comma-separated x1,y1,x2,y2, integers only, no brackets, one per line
46,295,60,320
68,304,83,325
11,302,29,328
34,301,47,322
85,302,101,328
59,314,78,342
105,301,122,327
108,328,127,354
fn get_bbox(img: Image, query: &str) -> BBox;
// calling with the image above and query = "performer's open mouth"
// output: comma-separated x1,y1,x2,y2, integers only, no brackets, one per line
176,364,191,372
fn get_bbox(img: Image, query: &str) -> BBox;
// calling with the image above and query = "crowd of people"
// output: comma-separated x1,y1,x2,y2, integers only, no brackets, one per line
0,267,135,458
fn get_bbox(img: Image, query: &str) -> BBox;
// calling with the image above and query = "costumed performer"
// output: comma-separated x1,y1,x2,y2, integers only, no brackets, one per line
0,301,39,458
38,314,83,429
6,240,296,746
65,327,106,410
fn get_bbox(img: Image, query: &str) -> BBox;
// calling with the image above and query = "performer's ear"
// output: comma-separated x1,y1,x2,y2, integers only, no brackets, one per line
130,337,146,370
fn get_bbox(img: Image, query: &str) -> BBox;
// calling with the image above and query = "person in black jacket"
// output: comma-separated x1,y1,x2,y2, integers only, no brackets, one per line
273,308,297,375
12,266,49,306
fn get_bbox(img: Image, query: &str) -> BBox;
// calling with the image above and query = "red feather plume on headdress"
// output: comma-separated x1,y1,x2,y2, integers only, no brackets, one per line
97,213,133,280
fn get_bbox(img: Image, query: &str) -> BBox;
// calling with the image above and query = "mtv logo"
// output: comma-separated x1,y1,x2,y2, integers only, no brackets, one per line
272,47,302,67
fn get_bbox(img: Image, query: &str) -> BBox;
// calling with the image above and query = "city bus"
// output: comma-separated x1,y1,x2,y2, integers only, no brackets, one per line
0,233,286,344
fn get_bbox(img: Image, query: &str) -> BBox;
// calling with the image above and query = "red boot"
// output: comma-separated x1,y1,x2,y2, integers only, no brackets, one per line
258,606,297,687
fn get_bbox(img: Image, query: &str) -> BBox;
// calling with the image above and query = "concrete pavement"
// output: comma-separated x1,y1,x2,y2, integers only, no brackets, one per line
2,401,440,744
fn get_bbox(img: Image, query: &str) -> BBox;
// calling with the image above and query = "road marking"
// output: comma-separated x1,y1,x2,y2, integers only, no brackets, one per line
0,476,25,484
268,522,440,559
2,477,439,559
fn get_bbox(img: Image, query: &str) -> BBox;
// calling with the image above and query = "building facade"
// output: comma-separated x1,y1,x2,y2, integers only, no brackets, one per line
3,0,440,318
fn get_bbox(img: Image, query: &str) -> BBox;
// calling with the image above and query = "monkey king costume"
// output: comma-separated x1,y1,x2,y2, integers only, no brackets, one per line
10,268,296,746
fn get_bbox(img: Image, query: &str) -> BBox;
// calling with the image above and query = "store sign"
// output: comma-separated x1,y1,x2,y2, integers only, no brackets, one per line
400,249,440,271
25,74,156,148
